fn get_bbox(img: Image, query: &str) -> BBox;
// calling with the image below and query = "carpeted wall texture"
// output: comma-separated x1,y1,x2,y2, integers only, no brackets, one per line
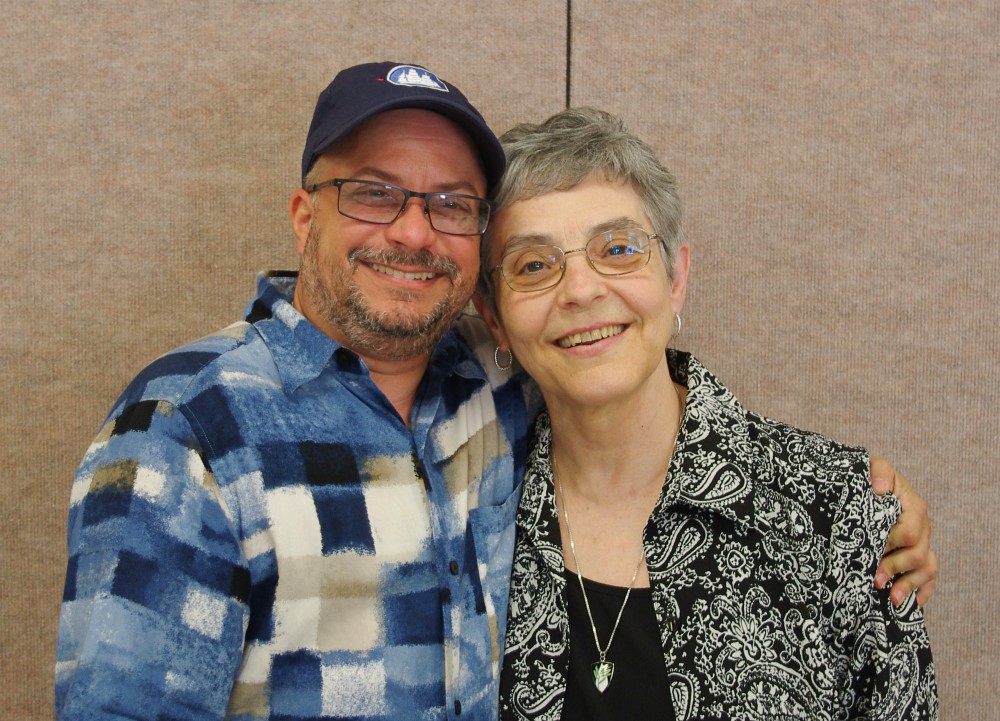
2,2,996,718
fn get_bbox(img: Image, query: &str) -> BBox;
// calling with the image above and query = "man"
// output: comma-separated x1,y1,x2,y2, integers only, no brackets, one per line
55,62,935,721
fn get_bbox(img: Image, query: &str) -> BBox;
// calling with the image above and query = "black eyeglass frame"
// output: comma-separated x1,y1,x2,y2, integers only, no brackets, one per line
304,177,492,236
490,227,663,293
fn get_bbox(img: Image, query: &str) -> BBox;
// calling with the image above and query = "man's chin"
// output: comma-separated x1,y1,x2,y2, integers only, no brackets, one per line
358,280,448,308
362,306,459,341
345,324,442,361
340,297,465,360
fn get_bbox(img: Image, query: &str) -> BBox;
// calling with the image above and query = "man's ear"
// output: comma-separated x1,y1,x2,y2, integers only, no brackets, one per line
472,291,511,350
289,188,315,257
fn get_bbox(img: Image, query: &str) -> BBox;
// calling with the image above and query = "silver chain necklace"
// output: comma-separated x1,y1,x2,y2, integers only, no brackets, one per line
554,457,646,694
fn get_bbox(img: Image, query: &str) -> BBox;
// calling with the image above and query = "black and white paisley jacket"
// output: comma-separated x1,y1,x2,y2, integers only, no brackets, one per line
499,351,937,720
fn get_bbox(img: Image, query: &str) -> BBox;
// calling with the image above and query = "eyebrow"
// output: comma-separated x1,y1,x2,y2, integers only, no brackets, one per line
348,166,484,196
502,216,647,252
587,216,647,237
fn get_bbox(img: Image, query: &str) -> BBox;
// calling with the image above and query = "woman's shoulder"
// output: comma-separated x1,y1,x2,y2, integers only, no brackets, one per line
748,411,869,481
746,411,899,569
678,352,872,503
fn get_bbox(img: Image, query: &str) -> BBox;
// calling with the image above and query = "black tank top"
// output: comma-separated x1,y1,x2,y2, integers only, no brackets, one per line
561,570,675,721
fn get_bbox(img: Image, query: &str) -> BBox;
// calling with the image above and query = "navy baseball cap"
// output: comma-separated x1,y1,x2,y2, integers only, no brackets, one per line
301,62,505,192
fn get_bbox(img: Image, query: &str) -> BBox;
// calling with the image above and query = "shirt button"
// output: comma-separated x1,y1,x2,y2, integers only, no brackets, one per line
454,700,462,715
449,560,460,575
441,588,452,604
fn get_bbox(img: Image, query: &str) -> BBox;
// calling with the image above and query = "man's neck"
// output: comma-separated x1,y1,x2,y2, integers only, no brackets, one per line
292,283,432,427
363,353,432,427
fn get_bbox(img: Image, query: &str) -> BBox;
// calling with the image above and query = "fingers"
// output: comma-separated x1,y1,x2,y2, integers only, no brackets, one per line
915,577,937,608
883,498,928,556
880,550,939,607
877,536,928,582
869,457,937,606
885,474,929,556
869,456,896,496
871,456,928,554
889,465,918,505
877,543,936,592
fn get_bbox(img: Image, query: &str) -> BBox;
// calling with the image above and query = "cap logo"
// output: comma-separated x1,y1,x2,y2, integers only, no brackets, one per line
386,65,449,92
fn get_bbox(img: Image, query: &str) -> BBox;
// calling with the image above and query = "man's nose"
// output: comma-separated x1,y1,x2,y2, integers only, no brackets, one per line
386,199,437,248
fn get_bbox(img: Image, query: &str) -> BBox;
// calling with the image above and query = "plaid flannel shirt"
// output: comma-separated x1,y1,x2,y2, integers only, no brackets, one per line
56,272,536,721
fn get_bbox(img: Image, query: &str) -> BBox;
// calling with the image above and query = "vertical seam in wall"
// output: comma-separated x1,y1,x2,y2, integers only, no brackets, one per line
565,0,572,108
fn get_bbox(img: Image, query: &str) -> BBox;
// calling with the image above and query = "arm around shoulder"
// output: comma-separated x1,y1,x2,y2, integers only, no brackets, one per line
838,465,938,718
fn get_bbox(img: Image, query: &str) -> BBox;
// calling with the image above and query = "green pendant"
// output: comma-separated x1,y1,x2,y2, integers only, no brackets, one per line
592,661,614,692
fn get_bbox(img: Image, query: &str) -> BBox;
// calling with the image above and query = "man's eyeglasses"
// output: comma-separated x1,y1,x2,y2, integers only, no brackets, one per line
491,228,662,292
305,178,491,236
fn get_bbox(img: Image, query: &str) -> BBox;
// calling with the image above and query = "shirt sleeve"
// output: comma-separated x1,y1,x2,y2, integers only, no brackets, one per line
56,397,251,721
829,466,939,719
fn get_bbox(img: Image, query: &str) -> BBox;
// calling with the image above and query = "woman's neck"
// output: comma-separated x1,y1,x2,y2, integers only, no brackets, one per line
546,365,685,502
547,364,686,588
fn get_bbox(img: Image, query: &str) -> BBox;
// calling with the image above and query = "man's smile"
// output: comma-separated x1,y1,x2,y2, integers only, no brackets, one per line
368,262,439,281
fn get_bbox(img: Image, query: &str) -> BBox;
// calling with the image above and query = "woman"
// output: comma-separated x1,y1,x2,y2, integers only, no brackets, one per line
474,108,937,720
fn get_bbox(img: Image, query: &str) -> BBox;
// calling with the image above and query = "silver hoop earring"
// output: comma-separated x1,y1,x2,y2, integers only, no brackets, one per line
494,346,513,371
672,312,683,341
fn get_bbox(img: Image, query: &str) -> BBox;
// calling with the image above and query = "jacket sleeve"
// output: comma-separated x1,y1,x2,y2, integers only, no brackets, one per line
56,397,250,721
829,466,939,719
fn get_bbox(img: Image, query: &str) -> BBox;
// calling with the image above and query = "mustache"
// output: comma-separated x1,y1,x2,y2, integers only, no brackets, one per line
347,246,461,279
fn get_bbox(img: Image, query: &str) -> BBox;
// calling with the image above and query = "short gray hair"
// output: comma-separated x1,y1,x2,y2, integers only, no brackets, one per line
479,107,683,308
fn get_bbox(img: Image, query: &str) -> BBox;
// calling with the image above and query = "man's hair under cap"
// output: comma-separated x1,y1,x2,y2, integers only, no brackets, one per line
301,62,505,192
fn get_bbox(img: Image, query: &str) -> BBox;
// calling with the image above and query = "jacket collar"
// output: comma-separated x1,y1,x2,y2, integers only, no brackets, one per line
659,350,757,533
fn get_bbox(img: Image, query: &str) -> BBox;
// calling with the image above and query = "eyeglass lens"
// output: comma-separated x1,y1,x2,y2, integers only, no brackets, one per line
337,180,488,235
499,229,653,291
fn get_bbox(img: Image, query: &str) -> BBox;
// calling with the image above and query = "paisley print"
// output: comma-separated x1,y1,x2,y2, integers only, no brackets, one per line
499,352,937,721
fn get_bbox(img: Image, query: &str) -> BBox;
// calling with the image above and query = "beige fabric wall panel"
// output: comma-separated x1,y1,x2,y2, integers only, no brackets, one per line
0,3,565,718
569,1,999,717
5,0,996,717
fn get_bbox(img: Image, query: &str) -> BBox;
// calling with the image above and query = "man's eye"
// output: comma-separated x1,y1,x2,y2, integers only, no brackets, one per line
435,196,474,213
353,187,397,204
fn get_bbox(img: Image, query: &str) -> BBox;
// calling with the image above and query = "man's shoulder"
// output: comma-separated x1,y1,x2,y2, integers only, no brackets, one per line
453,312,493,360
452,313,543,414
115,321,265,410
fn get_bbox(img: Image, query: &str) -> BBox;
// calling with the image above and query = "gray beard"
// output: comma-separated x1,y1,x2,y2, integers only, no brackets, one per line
298,224,469,361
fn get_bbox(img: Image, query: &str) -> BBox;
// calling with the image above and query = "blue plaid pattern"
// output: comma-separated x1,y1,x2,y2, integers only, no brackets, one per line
56,272,537,721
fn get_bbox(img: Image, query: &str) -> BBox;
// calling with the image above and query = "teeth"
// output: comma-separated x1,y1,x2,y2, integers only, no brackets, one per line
558,325,625,349
370,263,436,281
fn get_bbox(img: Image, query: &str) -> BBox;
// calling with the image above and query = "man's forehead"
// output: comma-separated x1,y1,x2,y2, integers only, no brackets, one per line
337,109,480,149
318,109,488,190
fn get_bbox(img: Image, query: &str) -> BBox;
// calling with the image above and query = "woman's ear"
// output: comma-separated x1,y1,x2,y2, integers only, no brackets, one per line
670,243,691,314
472,291,511,350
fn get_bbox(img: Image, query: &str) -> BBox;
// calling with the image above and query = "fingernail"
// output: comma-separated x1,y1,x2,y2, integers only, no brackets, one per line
874,569,888,589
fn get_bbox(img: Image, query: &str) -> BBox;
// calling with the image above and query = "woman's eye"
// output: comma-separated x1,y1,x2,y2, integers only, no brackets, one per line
518,260,548,274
